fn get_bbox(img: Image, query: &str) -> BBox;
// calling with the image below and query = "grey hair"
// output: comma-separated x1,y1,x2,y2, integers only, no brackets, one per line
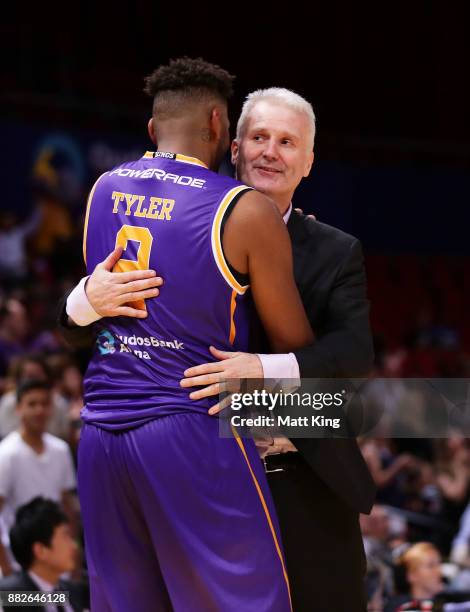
236,87,316,150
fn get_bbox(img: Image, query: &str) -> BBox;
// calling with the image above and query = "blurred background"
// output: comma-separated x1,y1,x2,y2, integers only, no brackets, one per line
1,3,469,610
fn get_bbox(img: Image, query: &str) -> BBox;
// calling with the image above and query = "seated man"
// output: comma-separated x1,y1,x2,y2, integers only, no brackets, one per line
0,496,88,611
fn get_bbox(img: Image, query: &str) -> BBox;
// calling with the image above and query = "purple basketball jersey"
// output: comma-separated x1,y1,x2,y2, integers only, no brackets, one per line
81,152,252,429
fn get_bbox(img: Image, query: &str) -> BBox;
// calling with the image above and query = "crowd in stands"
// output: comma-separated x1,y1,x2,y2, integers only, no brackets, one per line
360,255,470,610
0,190,469,611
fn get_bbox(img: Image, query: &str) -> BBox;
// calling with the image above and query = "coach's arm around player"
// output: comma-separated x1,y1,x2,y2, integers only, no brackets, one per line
181,229,373,410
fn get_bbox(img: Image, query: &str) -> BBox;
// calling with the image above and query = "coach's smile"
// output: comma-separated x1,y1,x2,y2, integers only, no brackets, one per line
254,165,283,176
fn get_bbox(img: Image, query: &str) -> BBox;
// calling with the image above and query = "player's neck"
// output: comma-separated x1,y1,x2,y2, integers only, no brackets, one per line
157,139,215,170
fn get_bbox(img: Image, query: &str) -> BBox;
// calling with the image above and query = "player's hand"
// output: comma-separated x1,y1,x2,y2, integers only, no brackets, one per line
86,246,163,318
180,346,263,415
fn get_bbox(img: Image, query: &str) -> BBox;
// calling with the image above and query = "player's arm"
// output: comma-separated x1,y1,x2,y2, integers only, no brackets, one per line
223,190,314,352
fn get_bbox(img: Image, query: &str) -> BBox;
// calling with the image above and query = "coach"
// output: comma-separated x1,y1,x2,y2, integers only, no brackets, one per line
181,88,376,611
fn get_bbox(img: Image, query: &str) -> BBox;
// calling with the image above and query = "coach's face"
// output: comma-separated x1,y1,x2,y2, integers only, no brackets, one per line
232,101,314,210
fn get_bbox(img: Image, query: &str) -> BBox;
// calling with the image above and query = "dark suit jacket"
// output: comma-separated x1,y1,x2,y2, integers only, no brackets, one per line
0,570,88,611
284,210,376,514
58,209,376,514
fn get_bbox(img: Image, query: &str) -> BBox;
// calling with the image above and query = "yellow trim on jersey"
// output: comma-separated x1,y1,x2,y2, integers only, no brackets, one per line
211,185,251,295
82,172,109,265
175,153,208,168
229,289,237,345
142,151,208,168
231,426,293,611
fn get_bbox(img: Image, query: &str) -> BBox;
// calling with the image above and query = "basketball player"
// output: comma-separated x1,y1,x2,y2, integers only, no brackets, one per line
75,58,313,611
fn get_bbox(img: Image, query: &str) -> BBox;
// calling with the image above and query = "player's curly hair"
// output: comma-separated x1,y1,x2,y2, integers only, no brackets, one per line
144,57,235,102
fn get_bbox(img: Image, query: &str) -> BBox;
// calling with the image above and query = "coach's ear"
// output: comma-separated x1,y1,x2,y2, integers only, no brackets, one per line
231,139,239,165
147,118,157,146
303,151,314,178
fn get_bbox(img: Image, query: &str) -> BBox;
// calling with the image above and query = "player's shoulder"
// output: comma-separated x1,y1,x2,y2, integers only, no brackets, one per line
223,188,281,230
290,209,359,254
213,172,252,197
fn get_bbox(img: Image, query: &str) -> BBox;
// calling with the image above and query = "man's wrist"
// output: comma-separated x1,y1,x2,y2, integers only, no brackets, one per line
66,276,102,326
257,352,301,380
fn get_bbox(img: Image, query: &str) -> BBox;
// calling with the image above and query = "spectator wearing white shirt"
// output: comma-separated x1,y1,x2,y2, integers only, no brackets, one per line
0,380,77,577
0,354,71,441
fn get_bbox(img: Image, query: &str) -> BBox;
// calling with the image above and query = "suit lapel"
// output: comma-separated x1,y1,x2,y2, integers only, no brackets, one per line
287,211,313,289
287,209,310,244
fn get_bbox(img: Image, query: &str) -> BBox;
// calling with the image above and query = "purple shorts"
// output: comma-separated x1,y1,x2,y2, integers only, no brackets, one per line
77,413,292,611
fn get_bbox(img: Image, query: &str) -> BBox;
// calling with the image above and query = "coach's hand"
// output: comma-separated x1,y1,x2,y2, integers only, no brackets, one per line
180,346,263,415
86,246,163,318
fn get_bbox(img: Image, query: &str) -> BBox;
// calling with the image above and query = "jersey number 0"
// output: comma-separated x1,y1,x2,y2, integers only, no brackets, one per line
113,225,154,311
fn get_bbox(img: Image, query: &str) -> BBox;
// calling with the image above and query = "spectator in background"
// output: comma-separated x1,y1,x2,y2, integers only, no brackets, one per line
29,175,75,283
0,354,71,441
0,299,31,382
426,436,470,556
361,438,417,508
450,499,470,573
435,436,470,515
366,555,388,612
52,358,83,453
45,353,83,452
362,505,394,567
385,543,444,612
361,505,396,609
0,496,88,611
0,209,41,289
0,380,77,576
